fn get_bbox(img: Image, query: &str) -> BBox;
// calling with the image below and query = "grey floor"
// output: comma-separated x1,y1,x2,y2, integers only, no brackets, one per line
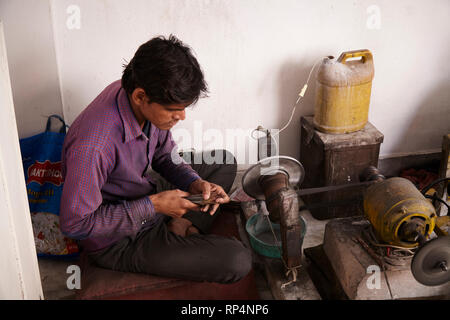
37,167,329,300
38,258,77,300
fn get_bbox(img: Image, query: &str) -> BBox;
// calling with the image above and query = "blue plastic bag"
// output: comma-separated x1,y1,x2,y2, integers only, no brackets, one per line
20,115,79,257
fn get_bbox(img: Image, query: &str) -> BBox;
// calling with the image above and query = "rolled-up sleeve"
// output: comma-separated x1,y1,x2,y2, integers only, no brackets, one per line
59,145,156,240
151,130,201,192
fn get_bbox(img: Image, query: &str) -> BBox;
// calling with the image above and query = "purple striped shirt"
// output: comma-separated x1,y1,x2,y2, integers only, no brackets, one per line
59,80,200,253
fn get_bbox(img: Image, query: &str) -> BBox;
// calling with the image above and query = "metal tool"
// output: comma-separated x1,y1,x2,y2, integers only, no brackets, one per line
411,236,450,286
183,194,220,206
242,155,377,201
361,168,450,286
242,156,380,273
242,156,305,201
242,158,450,287
363,176,437,248
242,156,305,273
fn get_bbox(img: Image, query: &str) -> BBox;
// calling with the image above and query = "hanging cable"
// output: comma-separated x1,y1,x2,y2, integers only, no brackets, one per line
420,177,450,195
250,55,326,164
273,57,324,137
250,57,326,161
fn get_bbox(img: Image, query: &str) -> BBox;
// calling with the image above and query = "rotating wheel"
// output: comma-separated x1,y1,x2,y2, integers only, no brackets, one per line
411,236,450,286
242,156,305,200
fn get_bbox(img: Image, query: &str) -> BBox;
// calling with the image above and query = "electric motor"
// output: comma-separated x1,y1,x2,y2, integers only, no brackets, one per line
363,177,436,248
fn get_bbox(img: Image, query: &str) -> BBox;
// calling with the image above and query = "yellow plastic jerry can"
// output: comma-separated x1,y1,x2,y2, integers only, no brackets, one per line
313,49,374,134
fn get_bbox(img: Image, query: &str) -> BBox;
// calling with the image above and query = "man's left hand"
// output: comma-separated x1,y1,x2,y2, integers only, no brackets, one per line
188,179,230,215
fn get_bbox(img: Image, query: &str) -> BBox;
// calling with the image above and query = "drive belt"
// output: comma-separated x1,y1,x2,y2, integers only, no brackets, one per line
294,180,377,210
184,180,377,207
294,180,377,197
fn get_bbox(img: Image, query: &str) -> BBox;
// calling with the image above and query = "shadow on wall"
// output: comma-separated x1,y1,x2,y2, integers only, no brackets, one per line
9,55,65,138
394,81,450,157
62,73,118,126
275,58,318,160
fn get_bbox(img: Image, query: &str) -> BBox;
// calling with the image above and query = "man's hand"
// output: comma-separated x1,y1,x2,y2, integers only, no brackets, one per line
188,179,230,215
149,189,200,218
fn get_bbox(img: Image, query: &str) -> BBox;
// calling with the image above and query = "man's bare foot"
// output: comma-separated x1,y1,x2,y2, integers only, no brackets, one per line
167,217,192,237
186,225,200,236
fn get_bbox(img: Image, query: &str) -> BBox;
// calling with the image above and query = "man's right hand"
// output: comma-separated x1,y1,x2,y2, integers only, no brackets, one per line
149,189,200,218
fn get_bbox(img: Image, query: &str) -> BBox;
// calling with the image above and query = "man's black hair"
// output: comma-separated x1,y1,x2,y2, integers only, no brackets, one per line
122,35,208,106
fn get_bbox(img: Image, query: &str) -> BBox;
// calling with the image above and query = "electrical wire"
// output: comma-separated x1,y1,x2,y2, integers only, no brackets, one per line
362,225,416,264
424,194,450,210
251,57,326,145
420,177,450,195
274,57,324,137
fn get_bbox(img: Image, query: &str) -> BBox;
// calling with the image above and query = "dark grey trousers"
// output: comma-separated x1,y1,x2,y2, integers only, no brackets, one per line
88,150,252,284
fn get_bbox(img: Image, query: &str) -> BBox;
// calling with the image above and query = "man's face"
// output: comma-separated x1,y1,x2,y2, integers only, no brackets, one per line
141,99,188,130
129,88,189,130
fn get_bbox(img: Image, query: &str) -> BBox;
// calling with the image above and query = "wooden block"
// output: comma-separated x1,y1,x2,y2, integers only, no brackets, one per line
300,116,383,220
304,245,348,300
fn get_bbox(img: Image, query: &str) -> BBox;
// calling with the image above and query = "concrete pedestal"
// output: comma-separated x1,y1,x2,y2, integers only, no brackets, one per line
322,217,450,300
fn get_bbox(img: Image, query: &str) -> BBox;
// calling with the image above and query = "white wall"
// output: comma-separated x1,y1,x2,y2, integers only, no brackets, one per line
0,0,64,139
0,21,43,300
4,0,450,163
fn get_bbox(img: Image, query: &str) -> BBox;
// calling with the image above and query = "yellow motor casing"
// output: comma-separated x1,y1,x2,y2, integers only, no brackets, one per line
363,177,436,248
314,49,374,134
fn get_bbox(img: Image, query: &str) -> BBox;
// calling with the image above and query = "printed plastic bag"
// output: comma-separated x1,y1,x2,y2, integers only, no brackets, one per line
19,115,78,258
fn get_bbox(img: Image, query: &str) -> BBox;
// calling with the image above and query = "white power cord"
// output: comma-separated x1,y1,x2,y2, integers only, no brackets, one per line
251,57,325,155
275,57,324,136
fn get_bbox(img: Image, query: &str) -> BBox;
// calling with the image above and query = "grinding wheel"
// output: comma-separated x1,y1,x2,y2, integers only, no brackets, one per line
411,236,450,286
242,156,305,200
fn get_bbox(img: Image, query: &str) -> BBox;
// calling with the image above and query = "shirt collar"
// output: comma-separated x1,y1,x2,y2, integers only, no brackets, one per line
116,86,148,143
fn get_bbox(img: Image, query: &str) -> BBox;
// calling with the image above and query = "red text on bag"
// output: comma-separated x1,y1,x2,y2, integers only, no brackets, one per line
27,160,63,186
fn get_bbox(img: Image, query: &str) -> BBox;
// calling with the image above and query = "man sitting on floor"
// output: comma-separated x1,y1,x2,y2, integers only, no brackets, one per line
59,35,252,284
